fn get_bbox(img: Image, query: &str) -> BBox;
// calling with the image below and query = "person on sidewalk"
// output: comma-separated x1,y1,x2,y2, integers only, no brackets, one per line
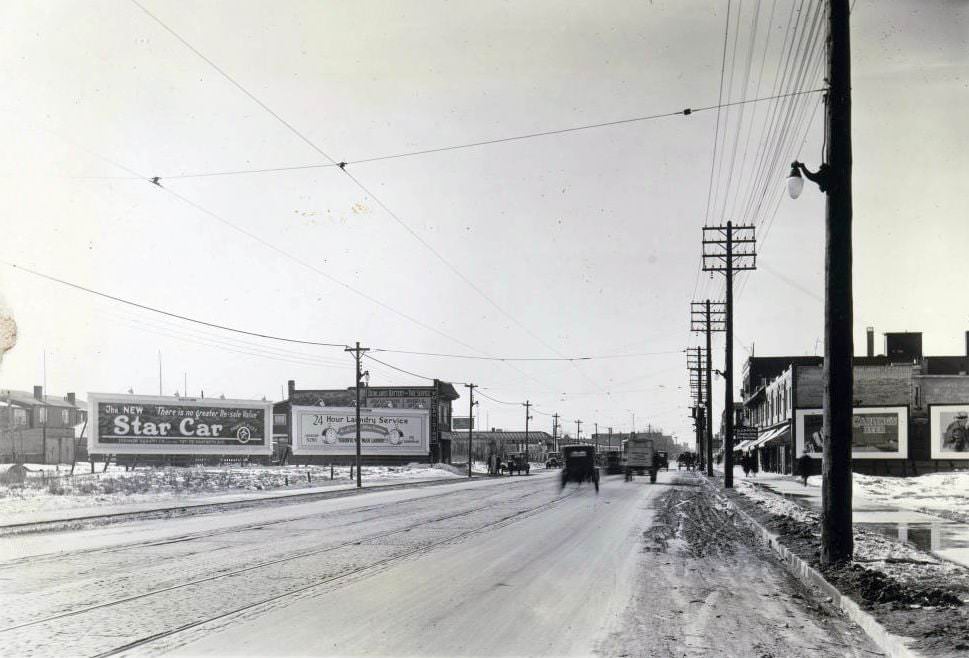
750,452,759,477
796,450,813,486
741,452,751,477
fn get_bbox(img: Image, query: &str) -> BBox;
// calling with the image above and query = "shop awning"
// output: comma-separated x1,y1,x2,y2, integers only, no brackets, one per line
747,424,790,450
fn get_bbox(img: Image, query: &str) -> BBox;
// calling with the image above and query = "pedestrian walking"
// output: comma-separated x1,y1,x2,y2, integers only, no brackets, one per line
796,450,813,486
750,452,759,477
741,452,751,477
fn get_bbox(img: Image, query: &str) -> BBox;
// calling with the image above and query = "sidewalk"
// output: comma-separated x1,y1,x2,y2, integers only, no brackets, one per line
722,466,969,569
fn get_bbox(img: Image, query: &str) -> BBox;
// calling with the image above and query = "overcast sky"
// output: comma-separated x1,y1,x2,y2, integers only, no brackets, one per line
0,0,966,444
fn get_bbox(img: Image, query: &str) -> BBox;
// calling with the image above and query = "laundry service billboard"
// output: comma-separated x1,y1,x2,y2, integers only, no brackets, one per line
88,393,273,455
291,406,429,456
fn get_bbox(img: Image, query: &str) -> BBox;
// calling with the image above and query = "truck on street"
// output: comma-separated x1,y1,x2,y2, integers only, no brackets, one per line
624,436,657,483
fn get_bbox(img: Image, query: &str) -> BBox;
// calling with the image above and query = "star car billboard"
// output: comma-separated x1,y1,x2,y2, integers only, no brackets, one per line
88,394,273,455
291,406,429,456
794,406,908,459
929,404,969,459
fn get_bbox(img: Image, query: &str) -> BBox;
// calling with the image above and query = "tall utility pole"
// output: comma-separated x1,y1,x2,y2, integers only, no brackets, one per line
687,346,707,468
608,427,613,451
787,0,854,564
575,419,582,442
594,422,598,452
522,401,532,460
703,222,756,488
345,342,370,488
465,383,477,478
552,413,560,452
692,300,725,477
822,0,854,565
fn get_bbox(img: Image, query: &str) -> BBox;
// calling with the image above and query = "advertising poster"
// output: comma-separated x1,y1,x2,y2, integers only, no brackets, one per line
929,404,969,459
794,406,908,459
291,406,429,456
88,393,273,455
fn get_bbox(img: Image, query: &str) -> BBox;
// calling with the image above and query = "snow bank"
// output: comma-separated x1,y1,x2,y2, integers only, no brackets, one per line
0,462,465,516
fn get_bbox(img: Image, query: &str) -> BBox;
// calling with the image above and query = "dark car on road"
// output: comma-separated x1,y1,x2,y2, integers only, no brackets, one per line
503,452,530,475
655,451,669,471
545,452,562,468
560,444,599,492
604,450,623,474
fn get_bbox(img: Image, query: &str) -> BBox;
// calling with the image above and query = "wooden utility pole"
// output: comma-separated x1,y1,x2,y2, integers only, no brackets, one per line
822,0,854,565
687,346,707,468
702,223,756,488
465,383,477,478
575,419,582,442
522,401,532,459
552,413,560,451
345,342,370,488
692,300,725,477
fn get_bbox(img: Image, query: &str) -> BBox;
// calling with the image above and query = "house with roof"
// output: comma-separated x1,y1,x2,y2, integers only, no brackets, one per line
0,386,87,463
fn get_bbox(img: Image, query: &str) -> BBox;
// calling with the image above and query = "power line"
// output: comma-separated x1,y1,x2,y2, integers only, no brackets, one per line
147,89,825,183
703,0,734,227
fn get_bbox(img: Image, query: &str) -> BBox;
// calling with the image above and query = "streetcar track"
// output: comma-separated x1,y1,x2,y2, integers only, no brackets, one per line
0,479,557,634
0,475,549,568
91,487,580,658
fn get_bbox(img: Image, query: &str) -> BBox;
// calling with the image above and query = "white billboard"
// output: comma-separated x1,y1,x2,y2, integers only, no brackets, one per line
929,404,969,459
88,393,273,455
291,406,429,456
794,406,908,459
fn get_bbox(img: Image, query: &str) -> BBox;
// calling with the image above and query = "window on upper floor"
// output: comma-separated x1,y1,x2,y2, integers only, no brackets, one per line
61,409,69,425
39,407,48,424
274,414,287,426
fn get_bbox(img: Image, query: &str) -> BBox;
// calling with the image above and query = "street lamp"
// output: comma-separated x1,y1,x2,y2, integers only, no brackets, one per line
786,161,831,199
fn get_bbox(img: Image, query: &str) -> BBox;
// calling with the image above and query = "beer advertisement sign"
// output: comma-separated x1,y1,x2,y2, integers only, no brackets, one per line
88,393,273,455
291,406,429,456
794,406,908,459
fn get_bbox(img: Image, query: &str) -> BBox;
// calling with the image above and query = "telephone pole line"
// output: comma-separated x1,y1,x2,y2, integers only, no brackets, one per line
345,341,370,488
703,221,756,488
552,413,560,452
465,383,477,478
692,300,725,477
523,401,532,460
575,419,582,442
687,346,708,470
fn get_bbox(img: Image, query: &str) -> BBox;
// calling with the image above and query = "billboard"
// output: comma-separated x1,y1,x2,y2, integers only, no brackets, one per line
929,404,969,459
88,394,273,455
291,406,429,456
452,416,473,430
794,406,908,459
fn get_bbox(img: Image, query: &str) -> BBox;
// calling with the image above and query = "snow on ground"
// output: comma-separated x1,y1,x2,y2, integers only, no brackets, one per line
733,476,969,594
0,462,469,516
847,470,969,522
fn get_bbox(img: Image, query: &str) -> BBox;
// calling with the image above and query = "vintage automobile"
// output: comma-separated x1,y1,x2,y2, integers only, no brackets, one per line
544,452,562,469
503,452,530,475
655,451,670,471
560,444,599,492
604,450,623,474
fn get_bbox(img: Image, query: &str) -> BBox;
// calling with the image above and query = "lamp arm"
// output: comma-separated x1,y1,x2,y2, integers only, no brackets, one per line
792,161,832,192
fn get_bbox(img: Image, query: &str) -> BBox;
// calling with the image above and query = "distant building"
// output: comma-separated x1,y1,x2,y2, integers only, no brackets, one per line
442,429,553,463
274,379,459,464
0,386,87,463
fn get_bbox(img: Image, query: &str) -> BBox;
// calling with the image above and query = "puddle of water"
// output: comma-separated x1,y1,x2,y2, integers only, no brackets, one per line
861,521,969,554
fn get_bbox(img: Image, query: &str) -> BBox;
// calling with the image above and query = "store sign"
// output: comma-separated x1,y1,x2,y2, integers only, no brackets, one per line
291,406,429,456
794,406,908,459
928,404,969,459
88,394,272,455
452,416,473,430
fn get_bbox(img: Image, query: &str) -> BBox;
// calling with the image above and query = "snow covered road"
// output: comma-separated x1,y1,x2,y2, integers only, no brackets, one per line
2,471,879,657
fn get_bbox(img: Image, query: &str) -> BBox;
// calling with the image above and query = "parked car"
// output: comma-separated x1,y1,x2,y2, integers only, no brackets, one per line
545,452,562,468
560,444,599,492
503,452,530,475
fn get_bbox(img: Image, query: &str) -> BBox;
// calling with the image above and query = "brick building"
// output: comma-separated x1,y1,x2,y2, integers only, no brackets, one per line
0,386,87,463
741,331,969,476
274,379,459,464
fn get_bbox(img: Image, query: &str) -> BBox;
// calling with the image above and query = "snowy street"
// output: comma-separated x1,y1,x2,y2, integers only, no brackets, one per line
3,471,877,657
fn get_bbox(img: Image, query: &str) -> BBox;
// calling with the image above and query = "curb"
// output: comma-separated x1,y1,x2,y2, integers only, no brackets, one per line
699,477,922,658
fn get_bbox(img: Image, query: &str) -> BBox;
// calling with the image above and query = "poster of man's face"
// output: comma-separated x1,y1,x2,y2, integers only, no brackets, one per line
930,405,969,459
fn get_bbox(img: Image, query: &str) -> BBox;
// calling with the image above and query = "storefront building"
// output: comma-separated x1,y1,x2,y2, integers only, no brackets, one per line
741,331,969,476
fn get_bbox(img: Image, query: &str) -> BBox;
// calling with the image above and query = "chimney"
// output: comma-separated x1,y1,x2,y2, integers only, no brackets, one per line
866,327,875,357
66,392,76,405
287,380,296,400
33,385,43,400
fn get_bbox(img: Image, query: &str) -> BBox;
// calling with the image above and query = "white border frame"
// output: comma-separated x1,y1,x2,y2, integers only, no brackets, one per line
291,405,429,456
928,404,969,459
795,406,908,459
88,393,273,455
